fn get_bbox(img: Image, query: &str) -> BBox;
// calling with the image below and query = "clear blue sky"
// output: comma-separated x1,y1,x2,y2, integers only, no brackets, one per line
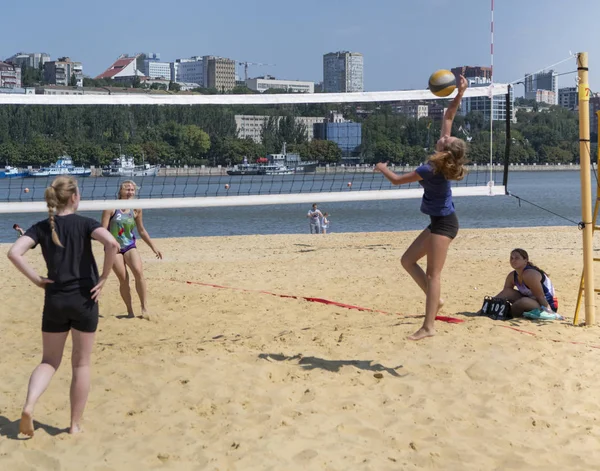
2,0,598,94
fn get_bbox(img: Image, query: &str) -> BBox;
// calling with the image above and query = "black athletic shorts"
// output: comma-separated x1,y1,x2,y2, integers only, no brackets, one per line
427,212,459,239
42,285,99,333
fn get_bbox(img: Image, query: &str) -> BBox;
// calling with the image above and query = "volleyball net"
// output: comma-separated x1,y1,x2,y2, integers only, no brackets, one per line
0,84,510,213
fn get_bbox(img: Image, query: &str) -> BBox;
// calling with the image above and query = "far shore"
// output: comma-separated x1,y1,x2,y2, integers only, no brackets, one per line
90,163,582,177
12,162,581,178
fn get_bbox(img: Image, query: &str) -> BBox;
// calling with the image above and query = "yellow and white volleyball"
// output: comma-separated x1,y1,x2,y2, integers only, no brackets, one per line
428,69,457,97
224,184,230,190
24,187,30,193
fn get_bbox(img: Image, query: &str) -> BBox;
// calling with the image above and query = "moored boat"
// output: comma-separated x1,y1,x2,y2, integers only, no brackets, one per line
29,157,91,178
102,155,159,177
0,166,27,179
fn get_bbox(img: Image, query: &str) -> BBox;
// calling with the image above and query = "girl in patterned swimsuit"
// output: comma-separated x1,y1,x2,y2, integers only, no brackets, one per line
101,180,162,320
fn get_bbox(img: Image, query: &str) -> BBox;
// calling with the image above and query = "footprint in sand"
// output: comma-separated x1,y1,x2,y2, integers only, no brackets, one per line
24,450,61,470
294,449,318,462
299,388,315,404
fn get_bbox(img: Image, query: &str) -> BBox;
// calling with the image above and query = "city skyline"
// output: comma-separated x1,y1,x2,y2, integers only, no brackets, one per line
1,0,599,93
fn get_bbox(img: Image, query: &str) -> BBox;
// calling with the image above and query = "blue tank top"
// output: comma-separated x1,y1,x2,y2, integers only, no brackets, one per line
415,163,454,216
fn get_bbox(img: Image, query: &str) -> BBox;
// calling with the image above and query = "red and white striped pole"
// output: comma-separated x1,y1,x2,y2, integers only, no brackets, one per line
490,0,494,81
489,0,495,181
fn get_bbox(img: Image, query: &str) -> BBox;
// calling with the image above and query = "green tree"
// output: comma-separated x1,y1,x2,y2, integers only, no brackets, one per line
182,125,211,158
540,145,573,164
21,64,43,87
231,86,256,94
0,141,21,166
191,87,218,95
150,82,167,91
306,140,342,163
213,137,264,165
263,88,289,94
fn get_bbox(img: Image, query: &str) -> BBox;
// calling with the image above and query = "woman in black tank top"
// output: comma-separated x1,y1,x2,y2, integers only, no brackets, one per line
7,176,119,436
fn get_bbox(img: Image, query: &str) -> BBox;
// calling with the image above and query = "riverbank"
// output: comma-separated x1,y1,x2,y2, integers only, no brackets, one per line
83,163,580,177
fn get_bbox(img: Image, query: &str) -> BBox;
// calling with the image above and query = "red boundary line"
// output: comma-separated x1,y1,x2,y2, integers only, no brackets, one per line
165,279,600,348
500,325,600,349
174,279,463,324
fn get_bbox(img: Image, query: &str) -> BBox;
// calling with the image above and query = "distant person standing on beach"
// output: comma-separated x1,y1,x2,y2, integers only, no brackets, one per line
321,213,330,234
307,203,323,234
13,223,25,237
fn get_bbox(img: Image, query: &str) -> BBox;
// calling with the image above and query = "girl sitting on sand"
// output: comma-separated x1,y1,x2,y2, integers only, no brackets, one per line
489,248,559,317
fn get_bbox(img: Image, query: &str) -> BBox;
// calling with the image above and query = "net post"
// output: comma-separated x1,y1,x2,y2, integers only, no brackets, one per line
577,52,595,326
502,85,511,193
597,110,600,188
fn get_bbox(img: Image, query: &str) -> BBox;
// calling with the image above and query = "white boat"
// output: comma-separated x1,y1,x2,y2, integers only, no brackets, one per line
263,164,295,175
267,142,317,173
226,163,266,176
29,157,92,178
102,155,159,177
226,163,296,176
0,166,27,179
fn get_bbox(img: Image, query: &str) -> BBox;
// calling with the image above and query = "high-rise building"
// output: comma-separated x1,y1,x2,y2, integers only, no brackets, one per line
235,115,325,143
463,78,514,122
392,102,429,119
323,51,363,93
142,58,171,80
524,70,558,104
43,57,83,87
451,66,492,81
5,52,50,69
0,61,22,88
450,66,514,122
527,89,556,106
203,56,236,91
174,56,204,86
558,87,578,110
314,111,362,163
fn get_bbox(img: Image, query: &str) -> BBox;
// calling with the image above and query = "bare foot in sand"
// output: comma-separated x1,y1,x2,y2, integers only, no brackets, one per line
19,410,34,437
69,423,83,434
408,327,436,341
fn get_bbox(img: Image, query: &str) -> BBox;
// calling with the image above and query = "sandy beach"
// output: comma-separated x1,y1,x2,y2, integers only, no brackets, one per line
1,227,600,470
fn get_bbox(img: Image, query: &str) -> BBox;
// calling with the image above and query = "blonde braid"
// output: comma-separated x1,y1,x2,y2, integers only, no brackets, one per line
43,176,78,248
44,185,64,247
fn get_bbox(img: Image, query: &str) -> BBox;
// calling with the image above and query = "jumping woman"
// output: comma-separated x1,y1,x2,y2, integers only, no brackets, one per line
375,75,468,340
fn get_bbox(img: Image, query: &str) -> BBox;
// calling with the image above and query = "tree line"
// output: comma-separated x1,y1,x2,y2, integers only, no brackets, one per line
0,97,588,168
